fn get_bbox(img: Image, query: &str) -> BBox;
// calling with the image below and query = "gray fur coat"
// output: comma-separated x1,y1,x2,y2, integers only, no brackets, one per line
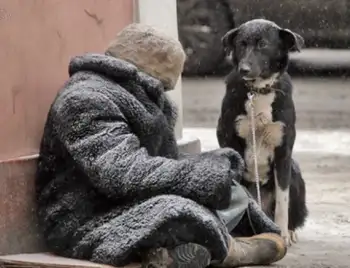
36,54,279,266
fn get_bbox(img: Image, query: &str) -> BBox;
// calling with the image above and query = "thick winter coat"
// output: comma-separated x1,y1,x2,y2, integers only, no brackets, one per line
36,53,279,266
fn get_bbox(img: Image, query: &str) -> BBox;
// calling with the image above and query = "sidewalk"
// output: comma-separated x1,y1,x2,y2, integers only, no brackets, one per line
183,127,350,268
184,127,350,155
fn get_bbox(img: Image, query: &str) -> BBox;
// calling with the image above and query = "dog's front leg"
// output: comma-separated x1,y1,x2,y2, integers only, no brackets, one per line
274,149,292,247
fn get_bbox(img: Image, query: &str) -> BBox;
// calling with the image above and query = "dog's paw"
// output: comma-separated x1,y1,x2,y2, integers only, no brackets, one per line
281,229,292,247
281,229,298,247
289,230,298,244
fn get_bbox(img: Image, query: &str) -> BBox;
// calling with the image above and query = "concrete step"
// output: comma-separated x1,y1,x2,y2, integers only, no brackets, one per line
0,253,139,268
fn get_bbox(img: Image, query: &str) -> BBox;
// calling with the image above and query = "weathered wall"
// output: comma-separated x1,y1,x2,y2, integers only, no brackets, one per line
135,0,201,155
0,0,133,255
135,0,184,140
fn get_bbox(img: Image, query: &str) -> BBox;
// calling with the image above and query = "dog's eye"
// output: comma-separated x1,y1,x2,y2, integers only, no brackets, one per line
257,40,268,49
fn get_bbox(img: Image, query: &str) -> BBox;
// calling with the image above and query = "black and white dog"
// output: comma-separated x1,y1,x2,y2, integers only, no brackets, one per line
216,19,308,246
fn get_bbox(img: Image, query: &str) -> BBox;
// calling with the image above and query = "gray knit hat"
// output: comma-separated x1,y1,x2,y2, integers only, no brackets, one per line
106,23,186,89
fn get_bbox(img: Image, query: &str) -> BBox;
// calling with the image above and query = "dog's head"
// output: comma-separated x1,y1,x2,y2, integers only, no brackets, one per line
222,19,304,86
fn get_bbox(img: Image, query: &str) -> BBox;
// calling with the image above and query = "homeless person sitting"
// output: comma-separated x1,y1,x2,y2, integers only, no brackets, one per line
35,23,287,268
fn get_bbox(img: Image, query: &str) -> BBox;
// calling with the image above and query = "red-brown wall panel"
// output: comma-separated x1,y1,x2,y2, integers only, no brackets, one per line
0,0,134,255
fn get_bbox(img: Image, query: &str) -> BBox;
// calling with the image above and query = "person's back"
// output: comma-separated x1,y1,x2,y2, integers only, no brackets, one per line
36,23,287,268
36,55,181,253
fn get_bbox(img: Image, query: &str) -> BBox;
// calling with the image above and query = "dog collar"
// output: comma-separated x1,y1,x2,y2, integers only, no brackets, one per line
249,86,273,95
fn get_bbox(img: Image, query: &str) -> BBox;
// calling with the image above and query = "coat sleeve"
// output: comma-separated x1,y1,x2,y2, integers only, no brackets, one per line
53,89,240,210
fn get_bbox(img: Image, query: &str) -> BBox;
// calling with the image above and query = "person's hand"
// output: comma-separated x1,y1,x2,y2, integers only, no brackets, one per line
204,148,245,183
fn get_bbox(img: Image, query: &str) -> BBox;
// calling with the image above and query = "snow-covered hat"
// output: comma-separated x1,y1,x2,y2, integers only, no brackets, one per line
106,23,186,89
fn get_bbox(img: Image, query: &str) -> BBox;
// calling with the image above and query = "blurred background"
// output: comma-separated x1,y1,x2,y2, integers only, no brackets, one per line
177,0,350,76
177,0,350,130
176,0,350,141
176,1,350,266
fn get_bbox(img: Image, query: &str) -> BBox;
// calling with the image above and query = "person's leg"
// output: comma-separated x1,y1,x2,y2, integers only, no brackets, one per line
70,194,230,267
138,196,229,268
143,232,287,268
216,184,249,233
213,183,287,267
213,233,287,267
141,184,250,268
142,187,286,268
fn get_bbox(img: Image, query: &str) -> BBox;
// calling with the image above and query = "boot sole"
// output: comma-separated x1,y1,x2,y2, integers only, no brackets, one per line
168,243,211,268
143,243,211,268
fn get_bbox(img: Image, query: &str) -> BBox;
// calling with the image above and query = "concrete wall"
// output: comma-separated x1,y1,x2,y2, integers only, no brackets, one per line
135,0,201,153
135,0,184,139
0,0,134,255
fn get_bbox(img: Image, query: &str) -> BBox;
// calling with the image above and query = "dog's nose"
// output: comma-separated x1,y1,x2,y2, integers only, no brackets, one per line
239,64,251,76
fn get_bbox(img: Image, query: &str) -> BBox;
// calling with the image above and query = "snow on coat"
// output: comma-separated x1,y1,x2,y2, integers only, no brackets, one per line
36,53,280,266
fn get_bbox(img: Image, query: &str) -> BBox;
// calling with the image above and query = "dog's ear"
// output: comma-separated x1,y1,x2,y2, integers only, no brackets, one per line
222,28,239,54
279,29,304,52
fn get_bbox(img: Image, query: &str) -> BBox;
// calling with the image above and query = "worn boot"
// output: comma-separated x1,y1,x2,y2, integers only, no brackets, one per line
142,243,211,268
217,233,287,267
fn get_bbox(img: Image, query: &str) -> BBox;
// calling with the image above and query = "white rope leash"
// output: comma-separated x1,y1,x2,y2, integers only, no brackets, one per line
247,92,262,207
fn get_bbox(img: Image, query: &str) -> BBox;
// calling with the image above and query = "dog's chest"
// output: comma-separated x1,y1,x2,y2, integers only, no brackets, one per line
234,92,284,183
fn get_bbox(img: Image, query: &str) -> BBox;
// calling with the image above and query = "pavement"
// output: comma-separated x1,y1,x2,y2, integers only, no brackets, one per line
182,77,350,267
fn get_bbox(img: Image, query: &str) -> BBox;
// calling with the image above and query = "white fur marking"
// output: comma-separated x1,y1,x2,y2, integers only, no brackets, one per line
274,168,291,246
235,92,284,184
